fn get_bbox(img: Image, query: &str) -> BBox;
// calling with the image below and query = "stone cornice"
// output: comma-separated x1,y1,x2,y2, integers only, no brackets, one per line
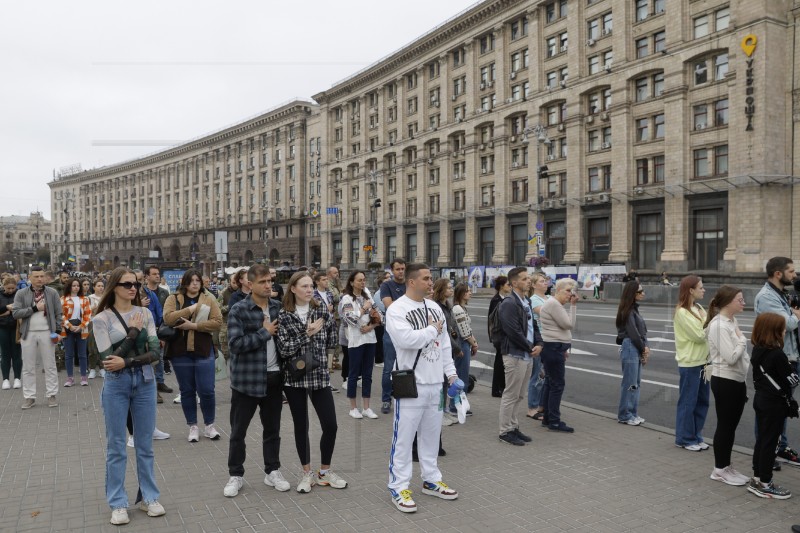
313,0,525,104
49,101,317,187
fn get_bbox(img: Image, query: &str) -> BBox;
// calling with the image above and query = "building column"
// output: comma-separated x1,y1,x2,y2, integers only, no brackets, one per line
659,88,690,270
416,223,427,263
491,213,509,264
438,219,452,265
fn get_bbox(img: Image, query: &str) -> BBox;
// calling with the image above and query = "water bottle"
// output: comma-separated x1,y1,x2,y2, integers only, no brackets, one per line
447,378,465,398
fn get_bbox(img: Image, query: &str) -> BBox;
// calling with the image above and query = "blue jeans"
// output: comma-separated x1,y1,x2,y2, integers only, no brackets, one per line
63,331,87,377
675,365,710,446
101,367,159,509
540,342,569,425
381,333,397,403
172,352,216,426
527,355,544,410
617,339,642,422
450,340,471,410
154,345,165,384
347,342,376,399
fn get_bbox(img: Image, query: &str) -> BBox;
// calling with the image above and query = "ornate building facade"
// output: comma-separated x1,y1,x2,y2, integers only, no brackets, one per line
49,101,323,273
0,212,51,271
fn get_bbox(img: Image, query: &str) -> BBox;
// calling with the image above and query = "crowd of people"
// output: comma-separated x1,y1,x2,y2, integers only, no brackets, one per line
3,254,800,524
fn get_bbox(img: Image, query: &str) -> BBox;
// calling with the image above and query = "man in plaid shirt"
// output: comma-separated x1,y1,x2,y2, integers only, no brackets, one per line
223,265,290,498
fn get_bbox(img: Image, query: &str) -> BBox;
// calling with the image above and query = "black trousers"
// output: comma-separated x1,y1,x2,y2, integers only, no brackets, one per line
374,325,385,365
340,345,349,379
710,376,747,469
491,343,505,397
284,386,338,466
228,372,283,477
753,394,786,484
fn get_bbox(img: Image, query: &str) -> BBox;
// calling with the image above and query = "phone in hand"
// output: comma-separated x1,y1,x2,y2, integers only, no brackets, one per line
175,317,187,326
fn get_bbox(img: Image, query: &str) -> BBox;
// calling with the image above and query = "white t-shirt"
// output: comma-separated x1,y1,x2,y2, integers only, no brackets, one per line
70,296,81,320
385,295,456,385
296,303,310,325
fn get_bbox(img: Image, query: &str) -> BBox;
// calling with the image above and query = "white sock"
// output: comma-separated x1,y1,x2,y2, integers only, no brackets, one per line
319,469,328,476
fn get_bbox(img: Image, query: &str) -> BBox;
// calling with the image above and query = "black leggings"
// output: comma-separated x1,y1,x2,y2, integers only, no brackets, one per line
710,376,747,469
283,386,338,466
753,394,786,484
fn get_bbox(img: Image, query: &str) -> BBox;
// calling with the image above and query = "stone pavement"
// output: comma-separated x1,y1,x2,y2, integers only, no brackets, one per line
1,367,800,533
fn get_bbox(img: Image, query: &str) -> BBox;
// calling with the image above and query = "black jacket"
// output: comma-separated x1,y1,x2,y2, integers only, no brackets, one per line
617,303,648,354
498,291,543,358
752,345,799,403
0,289,16,329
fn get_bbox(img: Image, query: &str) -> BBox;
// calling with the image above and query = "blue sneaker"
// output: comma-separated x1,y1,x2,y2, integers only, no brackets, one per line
422,481,458,500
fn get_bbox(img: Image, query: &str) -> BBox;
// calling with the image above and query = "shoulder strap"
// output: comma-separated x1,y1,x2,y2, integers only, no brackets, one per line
109,307,141,355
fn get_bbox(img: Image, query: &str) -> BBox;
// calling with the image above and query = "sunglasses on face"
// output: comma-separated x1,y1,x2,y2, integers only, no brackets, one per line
117,282,142,290
636,289,645,294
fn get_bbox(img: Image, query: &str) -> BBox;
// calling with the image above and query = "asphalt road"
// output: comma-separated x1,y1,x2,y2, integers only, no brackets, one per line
465,296,800,450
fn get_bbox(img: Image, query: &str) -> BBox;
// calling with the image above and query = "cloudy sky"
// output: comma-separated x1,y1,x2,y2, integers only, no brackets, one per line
0,0,479,219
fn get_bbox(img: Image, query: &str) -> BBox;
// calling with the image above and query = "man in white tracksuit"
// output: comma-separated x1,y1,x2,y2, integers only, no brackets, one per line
385,262,459,513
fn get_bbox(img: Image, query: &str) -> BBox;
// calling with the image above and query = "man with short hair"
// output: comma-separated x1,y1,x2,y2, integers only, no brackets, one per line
497,267,543,446
268,268,284,302
15,273,27,290
13,266,63,409
385,263,458,513
380,258,407,414
144,266,173,400
223,265,289,497
45,271,63,294
755,256,800,467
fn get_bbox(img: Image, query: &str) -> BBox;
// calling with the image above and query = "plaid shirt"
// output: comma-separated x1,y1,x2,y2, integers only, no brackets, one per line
277,302,338,390
227,295,281,397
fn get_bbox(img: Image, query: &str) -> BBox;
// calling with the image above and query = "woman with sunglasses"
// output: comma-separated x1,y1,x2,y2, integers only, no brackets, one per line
615,281,649,426
704,286,750,486
163,269,223,443
60,278,92,387
93,268,164,525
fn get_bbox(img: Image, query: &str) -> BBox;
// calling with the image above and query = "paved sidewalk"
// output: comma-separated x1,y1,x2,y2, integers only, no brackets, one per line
1,368,799,532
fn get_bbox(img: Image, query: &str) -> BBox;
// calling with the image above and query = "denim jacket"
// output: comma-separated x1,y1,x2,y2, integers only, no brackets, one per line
755,282,799,361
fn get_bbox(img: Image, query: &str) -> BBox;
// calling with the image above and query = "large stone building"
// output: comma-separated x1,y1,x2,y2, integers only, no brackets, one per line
314,0,800,273
49,0,800,274
49,101,323,273
0,212,51,271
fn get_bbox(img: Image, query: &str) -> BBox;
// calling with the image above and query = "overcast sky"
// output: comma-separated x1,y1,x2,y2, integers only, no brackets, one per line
0,0,478,220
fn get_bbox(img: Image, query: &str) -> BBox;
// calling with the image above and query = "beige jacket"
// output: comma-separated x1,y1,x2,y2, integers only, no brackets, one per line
163,291,222,353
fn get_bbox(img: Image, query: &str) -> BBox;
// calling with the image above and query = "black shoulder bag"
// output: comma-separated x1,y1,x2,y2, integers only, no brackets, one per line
157,294,181,342
390,301,430,399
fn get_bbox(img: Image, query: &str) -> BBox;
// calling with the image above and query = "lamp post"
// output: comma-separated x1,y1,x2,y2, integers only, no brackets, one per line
260,203,273,265
522,124,551,259
54,191,75,267
367,170,383,264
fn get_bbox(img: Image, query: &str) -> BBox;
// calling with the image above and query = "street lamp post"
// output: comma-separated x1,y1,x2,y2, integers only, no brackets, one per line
367,170,383,264
522,124,551,260
260,203,273,265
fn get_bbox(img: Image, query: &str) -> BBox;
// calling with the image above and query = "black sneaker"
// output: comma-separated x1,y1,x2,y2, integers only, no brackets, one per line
499,432,525,446
774,461,782,472
512,428,532,442
747,478,792,499
777,447,800,467
381,401,391,414
548,422,575,433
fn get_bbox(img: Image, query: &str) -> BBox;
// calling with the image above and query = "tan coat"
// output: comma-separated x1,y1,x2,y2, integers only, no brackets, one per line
163,291,222,354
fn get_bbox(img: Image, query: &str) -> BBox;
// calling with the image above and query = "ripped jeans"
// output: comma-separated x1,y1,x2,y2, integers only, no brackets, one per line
617,338,642,422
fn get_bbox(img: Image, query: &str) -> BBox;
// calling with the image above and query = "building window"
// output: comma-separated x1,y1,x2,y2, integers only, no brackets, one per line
479,33,495,54
350,237,360,265
694,208,725,270
635,37,648,59
587,218,610,263
546,221,565,264
588,55,600,75
694,104,709,130
636,213,662,270
636,159,649,185
653,155,665,183
636,118,649,142
452,229,466,265
480,185,495,207
427,231,440,267
480,227,495,265
545,0,567,24
428,194,440,214
510,17,528,40
715,98,729,126
511,224,528,266
511,179,528,203
635,0,649,22
654,31,666,53
653,113,665,139
453,190,465,211
694,148,710,178
694,15,709,38
716,7,730,31
588,166,611,192
386,235,396,261
406,233,417,261
694,53,728,85
714,53,729,80
715,145,728,175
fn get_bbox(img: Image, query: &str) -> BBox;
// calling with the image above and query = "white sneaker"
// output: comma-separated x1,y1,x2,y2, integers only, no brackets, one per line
726,466,751,485
634,416,645,424
203,423,221,440
127,436,134,448
99,369,106,378
362,408,379,419
296,470,315,493
678,443,703,452
441,414,455,427
264,470,291,492
710,466,748,486
173,394,181,404
12,379,21,389
223,476,244,497
110,508,130,525
317,470,348,489
1,380,9,390
349,408,363,419
698,441,710,450
153,428,170,440
138,500,165,517
88,369,97,379
188,425,199,442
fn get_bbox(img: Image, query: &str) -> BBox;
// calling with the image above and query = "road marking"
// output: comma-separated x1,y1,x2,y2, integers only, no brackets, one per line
571,338,674,354
565,365,679,389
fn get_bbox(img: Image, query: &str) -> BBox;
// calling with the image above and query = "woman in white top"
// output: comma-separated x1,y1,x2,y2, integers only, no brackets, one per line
527,272,550,419
340,270,380,419
704,285,750,486
451,282,477,414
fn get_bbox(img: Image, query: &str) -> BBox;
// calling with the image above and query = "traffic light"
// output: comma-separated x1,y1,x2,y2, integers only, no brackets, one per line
538,165,549,179
374,198,382,208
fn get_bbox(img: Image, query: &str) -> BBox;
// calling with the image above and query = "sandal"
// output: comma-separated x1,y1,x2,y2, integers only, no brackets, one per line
532,412,544,421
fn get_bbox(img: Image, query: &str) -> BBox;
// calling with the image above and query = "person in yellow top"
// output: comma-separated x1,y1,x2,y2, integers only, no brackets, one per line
673,275,710,451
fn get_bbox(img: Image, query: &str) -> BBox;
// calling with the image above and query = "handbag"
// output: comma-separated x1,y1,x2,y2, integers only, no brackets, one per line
157,295,181,342
288,344,320,380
